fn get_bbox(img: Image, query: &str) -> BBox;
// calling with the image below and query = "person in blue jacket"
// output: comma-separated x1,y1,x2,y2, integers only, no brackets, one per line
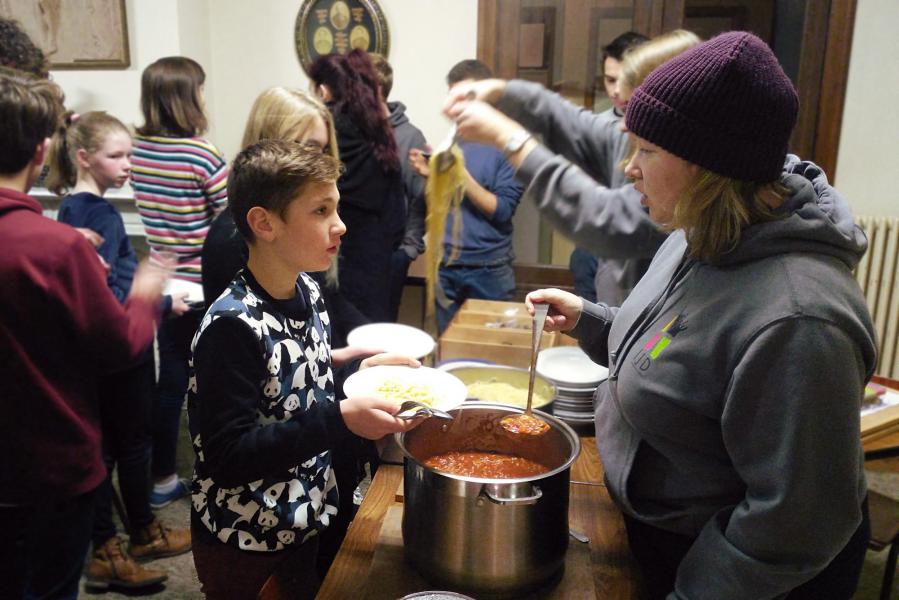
410,59,524,333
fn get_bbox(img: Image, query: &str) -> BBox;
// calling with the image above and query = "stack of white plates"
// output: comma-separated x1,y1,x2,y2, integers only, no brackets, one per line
535,346,608,426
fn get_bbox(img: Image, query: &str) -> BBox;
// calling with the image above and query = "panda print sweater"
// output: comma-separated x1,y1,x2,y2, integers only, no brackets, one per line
187,268,354,552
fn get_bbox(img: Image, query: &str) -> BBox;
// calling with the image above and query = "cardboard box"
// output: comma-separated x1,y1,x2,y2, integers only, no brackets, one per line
438,299,574,368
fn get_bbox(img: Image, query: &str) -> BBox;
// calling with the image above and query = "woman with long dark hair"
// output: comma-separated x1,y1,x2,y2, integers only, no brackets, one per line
308,49,405,323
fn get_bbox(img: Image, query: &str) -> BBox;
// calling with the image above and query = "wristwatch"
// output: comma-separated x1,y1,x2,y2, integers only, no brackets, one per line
503,129,532,158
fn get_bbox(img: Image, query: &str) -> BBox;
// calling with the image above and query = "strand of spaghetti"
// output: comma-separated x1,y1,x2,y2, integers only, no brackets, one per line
424,146,466,316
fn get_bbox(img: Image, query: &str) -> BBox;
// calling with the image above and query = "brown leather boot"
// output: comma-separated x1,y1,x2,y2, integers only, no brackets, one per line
84,536,168,591
129,518,192,561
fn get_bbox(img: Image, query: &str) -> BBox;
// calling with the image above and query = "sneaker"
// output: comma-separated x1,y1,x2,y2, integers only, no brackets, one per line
130,518,192,562
149,477,190,509
84,536,168,591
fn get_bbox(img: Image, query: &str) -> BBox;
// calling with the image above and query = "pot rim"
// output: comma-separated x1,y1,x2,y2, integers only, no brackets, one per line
394,402,582,484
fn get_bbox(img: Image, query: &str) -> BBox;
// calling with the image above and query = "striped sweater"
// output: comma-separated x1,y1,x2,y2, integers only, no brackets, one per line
131,135,228,283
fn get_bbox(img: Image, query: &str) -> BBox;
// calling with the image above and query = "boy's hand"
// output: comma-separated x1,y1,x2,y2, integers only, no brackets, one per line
340,396,424,440
360,353,421,370
332,346,382,367
409,148,430,178
168,292,191,317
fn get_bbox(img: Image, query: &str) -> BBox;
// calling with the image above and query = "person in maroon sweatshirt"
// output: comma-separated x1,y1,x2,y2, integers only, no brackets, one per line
0,68,168,600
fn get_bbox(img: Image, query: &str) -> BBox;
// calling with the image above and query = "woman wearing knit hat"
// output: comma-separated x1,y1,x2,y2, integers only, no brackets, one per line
444,31,875,599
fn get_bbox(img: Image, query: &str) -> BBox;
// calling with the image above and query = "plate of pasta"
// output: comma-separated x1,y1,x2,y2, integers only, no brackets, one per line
342,365,467,413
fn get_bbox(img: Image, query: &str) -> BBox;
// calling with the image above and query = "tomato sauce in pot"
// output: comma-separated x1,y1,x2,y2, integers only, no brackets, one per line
423,450,549,479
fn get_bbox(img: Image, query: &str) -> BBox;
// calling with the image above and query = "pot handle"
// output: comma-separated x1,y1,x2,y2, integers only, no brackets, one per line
481,483,543,506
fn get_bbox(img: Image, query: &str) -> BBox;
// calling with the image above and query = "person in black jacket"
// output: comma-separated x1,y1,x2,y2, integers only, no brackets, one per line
202,87,370,351
309,50,406,323
370,53,428,321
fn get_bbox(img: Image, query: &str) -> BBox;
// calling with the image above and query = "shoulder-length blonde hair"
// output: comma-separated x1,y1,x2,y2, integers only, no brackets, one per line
240,87,338,160
673,169,789,261
620,29,702,96
136,56,207,138
240,87,341,284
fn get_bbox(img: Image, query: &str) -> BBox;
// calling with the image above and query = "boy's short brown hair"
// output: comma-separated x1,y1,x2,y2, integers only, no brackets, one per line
369,53,392,99
229,139,341,243
0,68,64,174
446,59,492,86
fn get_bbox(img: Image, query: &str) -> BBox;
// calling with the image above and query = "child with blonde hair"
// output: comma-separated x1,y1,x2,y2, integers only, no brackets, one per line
48,110,192,591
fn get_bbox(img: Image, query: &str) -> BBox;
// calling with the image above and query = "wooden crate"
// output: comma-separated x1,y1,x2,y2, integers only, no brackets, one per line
439,299,573,368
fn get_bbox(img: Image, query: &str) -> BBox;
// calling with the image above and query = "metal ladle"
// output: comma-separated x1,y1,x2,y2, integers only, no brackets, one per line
500,303,551,436
432,123,459,174
432,91,476,173
396,399,454,421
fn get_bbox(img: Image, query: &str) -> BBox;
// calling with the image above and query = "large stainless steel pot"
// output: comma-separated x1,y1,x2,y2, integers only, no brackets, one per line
396,403,580,598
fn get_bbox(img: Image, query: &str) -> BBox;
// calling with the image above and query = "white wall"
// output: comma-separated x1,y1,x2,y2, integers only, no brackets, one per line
50,0,179,131
834,0,899,217
204,0,478,161
44,0,895,262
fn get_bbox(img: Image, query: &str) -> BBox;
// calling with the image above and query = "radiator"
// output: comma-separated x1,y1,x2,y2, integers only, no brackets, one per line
855,216,899,379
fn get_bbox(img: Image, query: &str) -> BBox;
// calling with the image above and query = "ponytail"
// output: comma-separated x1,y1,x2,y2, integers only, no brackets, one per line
44,110,130,195
309,50,399,173
45,111,79,195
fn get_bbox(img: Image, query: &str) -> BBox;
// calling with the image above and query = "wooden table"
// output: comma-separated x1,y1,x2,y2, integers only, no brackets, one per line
861,376,899,447
316,437,640,599
312,383,899,599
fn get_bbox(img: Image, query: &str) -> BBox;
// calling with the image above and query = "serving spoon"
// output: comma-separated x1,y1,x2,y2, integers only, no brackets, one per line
396,399,454,421
432,123,459,174
500,303,551,436
432,91,476,174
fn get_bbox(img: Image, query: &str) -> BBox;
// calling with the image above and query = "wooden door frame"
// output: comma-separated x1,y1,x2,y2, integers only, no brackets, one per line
477,0,857,179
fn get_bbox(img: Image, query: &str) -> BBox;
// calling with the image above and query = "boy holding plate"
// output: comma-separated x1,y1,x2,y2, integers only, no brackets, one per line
186,140,420,599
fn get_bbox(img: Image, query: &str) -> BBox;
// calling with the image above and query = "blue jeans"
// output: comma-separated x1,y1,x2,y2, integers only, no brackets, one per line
569,247,598,303
436,262,516,334
152,309,202,479
0,488,97,599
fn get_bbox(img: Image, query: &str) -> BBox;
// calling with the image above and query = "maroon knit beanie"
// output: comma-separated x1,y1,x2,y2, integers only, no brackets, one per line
625,31,799,183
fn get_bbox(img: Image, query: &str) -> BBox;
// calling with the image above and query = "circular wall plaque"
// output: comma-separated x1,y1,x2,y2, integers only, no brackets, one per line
295,0,390,74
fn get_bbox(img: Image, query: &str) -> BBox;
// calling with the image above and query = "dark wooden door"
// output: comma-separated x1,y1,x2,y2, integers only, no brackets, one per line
478,0,856,180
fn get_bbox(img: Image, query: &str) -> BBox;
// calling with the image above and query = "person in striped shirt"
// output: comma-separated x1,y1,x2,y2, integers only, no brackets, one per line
132,55,227,509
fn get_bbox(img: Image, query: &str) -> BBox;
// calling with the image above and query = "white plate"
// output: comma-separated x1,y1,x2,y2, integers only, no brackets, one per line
536,346,609,386
437,359,493,372
164,279,204,303
346,323,435,359
342,365,467,412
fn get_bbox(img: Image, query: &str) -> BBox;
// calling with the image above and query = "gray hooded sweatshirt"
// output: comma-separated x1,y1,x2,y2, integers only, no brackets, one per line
570,157,877,599
497,80,668,304
387,101,428,260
